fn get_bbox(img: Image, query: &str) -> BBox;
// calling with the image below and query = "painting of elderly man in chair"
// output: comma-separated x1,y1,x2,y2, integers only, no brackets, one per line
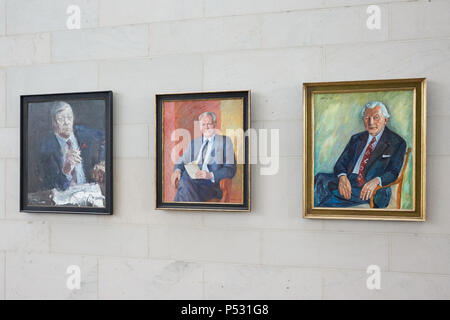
156,91,250,211
303,79,426,221
20,91,113,215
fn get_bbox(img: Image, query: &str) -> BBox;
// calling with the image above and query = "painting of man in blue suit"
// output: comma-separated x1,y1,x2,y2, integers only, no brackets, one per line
171,112,237,202
37,101,106,193
314,101,406,208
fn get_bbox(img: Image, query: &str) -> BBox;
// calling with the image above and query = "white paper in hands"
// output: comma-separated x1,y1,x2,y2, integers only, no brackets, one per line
52,183,105,207
184,161,200,179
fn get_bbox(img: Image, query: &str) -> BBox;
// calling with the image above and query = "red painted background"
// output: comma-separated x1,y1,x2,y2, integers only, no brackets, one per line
162,100,222,202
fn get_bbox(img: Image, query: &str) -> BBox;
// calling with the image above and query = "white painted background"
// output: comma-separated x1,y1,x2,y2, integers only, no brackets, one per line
0,0,449,299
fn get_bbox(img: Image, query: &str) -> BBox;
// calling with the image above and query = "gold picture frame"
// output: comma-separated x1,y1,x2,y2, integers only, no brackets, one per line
303,78,426,221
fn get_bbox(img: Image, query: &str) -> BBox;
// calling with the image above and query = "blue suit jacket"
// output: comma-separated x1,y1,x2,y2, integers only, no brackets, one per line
334,126,406,186
174,134,237,184
38,125,105,191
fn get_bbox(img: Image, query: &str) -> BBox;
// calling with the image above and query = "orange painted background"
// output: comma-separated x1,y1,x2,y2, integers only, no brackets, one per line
162,99,244,203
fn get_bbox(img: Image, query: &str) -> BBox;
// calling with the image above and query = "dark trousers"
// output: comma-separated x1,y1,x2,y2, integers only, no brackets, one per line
314,173,391,208
174,171,222,202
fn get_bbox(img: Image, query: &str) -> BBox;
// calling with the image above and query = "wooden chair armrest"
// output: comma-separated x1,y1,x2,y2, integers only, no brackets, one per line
375,181,398,190
219,178,232,202
220,178,232,190
369,179,402,208
369,147,411,209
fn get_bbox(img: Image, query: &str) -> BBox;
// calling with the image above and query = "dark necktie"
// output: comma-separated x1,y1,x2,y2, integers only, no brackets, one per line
66,140,77,184
198,140,209,167
357,137,377,187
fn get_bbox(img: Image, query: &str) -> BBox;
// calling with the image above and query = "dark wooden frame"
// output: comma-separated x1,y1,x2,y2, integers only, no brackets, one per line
20,91,113,215
155,91,251,211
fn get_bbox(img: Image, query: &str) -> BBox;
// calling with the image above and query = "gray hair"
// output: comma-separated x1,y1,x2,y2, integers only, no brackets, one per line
361,101,390,119
198,111,217,123
50,101,73,120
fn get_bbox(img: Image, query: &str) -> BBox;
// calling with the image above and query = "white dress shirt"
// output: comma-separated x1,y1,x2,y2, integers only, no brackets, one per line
196,134,216,183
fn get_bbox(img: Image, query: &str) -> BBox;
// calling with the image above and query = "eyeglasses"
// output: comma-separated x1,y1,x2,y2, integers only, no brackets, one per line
364,115,381,121
55,116,73,124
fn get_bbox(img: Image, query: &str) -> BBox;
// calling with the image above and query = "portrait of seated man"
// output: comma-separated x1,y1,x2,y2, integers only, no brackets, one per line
36,101,106,202
171,111,237,202
314,101,407,208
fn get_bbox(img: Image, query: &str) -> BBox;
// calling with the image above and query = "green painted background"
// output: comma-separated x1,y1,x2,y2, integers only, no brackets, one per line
313,90,414,209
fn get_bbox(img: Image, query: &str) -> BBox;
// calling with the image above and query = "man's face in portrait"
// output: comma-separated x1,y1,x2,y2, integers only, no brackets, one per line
200,115,216,138
53,106,74,139
363,105,388,136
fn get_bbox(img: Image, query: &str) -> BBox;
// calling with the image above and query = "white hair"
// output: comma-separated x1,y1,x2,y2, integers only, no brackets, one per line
50,101,72,120
198,111,217,123
361,101,390,119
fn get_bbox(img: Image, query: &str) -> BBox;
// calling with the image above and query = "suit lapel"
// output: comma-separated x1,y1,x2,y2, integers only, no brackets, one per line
210,135,220,162
75,128,90,162
205,135,219,166
366,128,390,171
192,137,203,161
51,134,64,171
352,132,368,170
197,135,221,165
74,129,87,160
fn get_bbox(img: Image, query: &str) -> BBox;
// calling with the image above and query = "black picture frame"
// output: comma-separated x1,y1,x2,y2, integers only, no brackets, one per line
155,91,251,212
20,91,113,215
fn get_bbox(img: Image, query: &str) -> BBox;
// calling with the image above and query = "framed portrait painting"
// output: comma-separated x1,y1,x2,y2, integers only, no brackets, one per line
156,91,250,211
303,78,426,221
20,91,113,214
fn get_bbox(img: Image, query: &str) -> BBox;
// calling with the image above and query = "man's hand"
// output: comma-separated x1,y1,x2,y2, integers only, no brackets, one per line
360,178,380,201
62,149,82,175
195,170,212,180
338,175,352,200
92,161,105,183
171,170,181,188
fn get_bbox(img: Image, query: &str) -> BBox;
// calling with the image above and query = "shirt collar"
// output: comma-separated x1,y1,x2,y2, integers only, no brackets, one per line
369,127,385,143
203,134,215,144
55,133,75,147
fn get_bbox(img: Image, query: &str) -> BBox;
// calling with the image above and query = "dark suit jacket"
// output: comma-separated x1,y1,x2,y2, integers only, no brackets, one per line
334,126,406,186
38,125,105,191
174,134,237,185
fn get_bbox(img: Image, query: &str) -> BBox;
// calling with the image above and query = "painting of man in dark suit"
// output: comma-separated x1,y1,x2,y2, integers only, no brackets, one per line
314,101,407,208
171,112,237,202
21,91,112,214
24,99,108,209
37,101,106,192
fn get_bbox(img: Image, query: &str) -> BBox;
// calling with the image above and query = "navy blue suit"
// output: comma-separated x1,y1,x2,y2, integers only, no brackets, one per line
38,125,105,191
174,134,236,202
315,126,406,208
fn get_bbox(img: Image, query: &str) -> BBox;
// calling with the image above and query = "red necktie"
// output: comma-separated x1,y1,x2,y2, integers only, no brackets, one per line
357,137,377,187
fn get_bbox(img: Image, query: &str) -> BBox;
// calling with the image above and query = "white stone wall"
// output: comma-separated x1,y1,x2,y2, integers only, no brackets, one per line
0,0,449,299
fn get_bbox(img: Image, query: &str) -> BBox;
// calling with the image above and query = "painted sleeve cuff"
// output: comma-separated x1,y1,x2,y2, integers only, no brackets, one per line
64,172,72,181
377,177,382,187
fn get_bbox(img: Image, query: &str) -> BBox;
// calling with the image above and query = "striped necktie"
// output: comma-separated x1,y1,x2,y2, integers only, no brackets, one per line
357,136,376,187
